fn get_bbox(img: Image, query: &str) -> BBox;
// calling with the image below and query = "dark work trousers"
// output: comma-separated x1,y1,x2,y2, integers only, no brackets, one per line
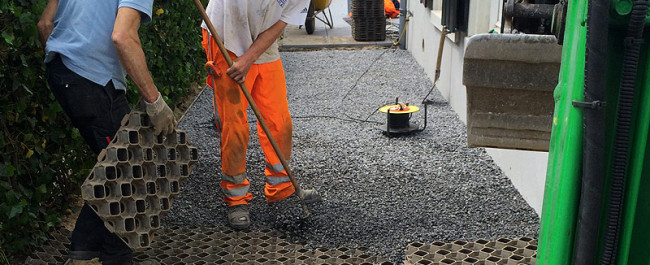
46,54,132,264
392,0,400,9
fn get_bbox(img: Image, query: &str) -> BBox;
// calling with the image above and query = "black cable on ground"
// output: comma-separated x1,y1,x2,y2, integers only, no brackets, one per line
339,48,390,123
292,115,383,125
242,49,398,127
601,1,647,264
421,80,438,104
238,49,392,127
341,49,390,101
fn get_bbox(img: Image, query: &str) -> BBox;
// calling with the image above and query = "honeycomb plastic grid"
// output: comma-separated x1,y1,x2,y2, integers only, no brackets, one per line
26,227,538,265
25,227,396,264
134,227,394,265
81,110,198,251
404,237,538,265
24,229,71,265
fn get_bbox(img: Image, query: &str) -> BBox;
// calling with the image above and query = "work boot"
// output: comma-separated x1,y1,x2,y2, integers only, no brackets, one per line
297,189,321,203
227,204,250,230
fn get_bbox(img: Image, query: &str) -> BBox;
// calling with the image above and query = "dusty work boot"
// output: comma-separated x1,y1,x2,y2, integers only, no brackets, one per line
297,189,321,203
227,204,250,230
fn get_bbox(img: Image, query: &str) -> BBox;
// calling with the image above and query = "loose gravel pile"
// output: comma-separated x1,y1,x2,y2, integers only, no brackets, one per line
163,49,540,263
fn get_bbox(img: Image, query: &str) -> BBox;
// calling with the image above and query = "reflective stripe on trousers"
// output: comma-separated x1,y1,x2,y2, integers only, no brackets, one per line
222,185,249,198
266,176,291,185
220,175,252,206
203,29,295,205
265,162,292,185
266,161,285,174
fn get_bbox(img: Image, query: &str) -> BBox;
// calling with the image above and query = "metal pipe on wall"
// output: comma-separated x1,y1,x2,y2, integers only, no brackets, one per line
399,0,408,49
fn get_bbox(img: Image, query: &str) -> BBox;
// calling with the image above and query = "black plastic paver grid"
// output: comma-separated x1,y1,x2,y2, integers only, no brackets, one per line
133,226,391,264
24,227,392,265
403,237,537,265
25,226,537,264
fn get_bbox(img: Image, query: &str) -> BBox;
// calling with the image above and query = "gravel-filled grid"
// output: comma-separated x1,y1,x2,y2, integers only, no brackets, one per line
163,49,540,263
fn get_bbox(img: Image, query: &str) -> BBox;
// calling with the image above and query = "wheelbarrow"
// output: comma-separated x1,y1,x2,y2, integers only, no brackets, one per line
304,0,333,34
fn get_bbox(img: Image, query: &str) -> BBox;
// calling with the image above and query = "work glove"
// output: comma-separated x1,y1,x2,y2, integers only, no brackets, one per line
145,93,177,136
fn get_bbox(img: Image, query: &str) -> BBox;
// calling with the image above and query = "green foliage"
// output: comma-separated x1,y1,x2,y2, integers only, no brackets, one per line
0,0,206,261
0,0,81,257
129,0,207,104
1,248,9,265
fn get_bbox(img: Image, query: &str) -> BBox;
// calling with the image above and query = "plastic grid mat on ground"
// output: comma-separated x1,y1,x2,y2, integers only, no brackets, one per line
24,229,71,265
25,227,538,265
24,227,395,265
25,227,537,265
404,237,537,265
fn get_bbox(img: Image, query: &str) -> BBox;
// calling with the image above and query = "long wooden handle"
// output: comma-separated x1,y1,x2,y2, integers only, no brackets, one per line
192,0,302,192
434,26,447,82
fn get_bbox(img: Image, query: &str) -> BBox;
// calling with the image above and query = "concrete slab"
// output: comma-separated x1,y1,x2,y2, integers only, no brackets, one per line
463,34,561,152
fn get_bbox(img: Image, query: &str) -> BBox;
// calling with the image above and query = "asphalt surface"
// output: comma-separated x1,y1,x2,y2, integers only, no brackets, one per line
163,49,540,263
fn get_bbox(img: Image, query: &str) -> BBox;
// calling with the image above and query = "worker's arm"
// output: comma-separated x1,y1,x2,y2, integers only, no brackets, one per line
226,20,288,83
37,0,59,48
112,7,159,103
112,7,176,135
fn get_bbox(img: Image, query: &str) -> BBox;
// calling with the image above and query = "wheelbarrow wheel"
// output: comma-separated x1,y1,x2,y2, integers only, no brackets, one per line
305,2,315,34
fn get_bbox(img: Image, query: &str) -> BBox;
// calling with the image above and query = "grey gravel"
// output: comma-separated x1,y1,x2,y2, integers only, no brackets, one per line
163,49,540,263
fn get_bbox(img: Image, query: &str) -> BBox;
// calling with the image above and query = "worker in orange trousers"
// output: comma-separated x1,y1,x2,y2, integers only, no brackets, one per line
201,1,319,230
385,0,400,18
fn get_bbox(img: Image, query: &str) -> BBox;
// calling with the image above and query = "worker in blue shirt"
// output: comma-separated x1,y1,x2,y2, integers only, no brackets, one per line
38,0,175,264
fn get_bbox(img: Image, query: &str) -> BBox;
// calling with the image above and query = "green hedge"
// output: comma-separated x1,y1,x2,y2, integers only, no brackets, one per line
0,0,206,261
131,0,207,103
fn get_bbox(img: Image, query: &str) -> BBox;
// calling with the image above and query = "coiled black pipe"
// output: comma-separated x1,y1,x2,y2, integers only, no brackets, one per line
574,0,609,264
601,1,648,264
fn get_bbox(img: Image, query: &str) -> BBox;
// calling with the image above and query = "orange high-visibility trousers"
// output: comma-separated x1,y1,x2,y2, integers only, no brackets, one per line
202,29,295,206
384,0,400,18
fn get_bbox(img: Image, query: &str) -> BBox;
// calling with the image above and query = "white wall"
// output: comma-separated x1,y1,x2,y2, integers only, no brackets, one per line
485,149,548,214
405,0,547,215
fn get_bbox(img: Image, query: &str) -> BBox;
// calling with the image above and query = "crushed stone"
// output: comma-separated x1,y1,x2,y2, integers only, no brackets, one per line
163,49,540,263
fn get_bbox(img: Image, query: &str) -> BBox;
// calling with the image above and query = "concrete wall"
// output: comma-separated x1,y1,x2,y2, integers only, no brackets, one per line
405,0,547,215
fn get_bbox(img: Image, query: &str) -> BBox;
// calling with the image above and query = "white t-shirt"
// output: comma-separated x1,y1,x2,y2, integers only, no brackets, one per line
201,0,310,64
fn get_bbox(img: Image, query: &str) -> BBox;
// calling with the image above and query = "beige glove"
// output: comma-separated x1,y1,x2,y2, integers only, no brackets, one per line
145,93,177,136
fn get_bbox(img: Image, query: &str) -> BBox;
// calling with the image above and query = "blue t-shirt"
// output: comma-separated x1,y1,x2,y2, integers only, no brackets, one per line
44,0,153,90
